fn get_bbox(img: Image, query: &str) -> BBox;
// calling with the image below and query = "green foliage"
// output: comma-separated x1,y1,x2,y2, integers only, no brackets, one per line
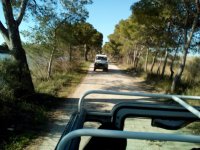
107,0,200,68
0,59,89,149
73,22,103,48
35,70,84,96
185,85,200,97
0,59,20,98
0,59,46,149
3,134,34,150
145,73,172,92
142,57,200,96
183,57,200,84
183,57,200,105
0,0,94,149
12,0,93,25
0,96,47,150
186,122,200,135
35,75,69,95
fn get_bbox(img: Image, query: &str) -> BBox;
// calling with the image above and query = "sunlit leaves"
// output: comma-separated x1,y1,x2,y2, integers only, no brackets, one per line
60,0,92,22
73,22,102,48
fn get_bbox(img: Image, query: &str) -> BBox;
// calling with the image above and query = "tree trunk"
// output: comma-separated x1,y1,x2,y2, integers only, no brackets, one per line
69,44,72,62
84,44,89,61
133,50,138,68
47,27,57,79
13,46,35,95
0,0,34,96
131,52,134,65
128,50,132,65
145,48,149,72
169,62,175,80
126,54,129,64
127,53,130,65
127,51,131,64
171,43,188,92
161,49,168,78
9,24,34,94
171,9,199,92
156,56,162,75
150,52,158,74
47,46,55,79
135,51,141,70
170,47,178,80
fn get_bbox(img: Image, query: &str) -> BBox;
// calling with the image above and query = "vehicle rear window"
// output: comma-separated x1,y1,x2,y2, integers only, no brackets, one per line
96,56,107,61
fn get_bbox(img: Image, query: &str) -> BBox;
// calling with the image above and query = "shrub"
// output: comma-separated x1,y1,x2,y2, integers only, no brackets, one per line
184,57,200,84
0,59,25,98
0,59,47,149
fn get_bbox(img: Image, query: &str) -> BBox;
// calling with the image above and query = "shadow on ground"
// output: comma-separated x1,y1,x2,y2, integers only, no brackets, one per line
0,92,74,149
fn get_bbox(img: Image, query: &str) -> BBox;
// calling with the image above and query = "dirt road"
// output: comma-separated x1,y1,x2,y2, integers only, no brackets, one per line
26,63,199,150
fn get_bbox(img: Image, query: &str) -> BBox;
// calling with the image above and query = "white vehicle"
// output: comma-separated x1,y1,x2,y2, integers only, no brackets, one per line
94,54,108,71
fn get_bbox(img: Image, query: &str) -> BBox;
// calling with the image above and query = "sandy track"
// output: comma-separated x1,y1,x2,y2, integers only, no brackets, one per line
25,63,199,150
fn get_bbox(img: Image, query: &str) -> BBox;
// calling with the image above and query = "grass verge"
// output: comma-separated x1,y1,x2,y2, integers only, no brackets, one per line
1,62,90,150
119,63,200,135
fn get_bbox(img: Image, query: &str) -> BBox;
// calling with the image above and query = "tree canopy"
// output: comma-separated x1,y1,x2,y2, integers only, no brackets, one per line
0,0,93,95
104,0,200,92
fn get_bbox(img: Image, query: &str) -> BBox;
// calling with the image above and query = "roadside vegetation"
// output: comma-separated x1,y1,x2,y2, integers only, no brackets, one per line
104,0,200,135
0,58,90,149
0,0,102,149
103,0,200,96
143,57,200,96
1,0,200,149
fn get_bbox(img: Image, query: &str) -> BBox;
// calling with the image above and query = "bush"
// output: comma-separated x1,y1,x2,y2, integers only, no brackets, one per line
145,73,172,93
34,60,89,96
181,57,200,105
0,58,90,149
0,59,29,98
54,59,82,72
0,59,47,149
184,57,200,84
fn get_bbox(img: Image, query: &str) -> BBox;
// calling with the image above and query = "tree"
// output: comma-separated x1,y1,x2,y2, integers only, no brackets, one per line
73,22,103,61
171,0,200,92
103,40,121,61
0,0,93,92
57,23,76,62
169,36,182,80
132,0,200,92
0,0,35,94
90,31,103,54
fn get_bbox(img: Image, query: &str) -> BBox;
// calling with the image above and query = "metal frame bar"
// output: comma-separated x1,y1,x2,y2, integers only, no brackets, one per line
55,90,200,149
56,129,200,150
172,96,200,118
78,90,200,118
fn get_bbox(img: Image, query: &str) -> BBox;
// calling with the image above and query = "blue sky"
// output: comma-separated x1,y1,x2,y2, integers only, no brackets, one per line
86,0,137,44
0,0,138,45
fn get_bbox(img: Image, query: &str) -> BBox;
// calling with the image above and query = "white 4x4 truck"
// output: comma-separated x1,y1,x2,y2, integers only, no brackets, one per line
94,54,108,71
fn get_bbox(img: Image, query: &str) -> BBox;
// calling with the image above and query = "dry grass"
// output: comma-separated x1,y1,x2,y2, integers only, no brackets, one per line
0,57,90,149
